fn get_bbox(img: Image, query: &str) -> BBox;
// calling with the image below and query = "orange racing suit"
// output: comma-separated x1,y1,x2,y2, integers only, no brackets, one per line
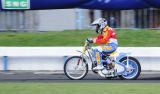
93,26,118,65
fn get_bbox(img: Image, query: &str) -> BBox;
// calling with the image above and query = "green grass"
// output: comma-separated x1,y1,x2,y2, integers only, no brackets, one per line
0,29,159,46
0,83,160,94
117,29,160,47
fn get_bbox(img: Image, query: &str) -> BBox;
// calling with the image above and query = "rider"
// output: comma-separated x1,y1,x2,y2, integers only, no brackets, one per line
86,18,118,70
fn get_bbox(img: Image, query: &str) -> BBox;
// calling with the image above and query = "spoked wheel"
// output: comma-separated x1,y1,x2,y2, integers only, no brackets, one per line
119,57,141,80
64,56,88,80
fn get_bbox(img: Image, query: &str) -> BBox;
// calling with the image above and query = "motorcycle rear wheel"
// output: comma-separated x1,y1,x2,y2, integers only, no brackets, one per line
119,57,141,80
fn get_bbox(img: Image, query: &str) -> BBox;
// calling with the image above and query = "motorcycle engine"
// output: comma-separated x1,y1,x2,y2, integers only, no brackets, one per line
102,68,115,75
98,68,116,78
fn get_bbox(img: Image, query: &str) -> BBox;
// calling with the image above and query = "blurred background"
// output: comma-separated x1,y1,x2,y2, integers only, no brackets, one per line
0,0,159,84
0,8,160,31
0,0,160,31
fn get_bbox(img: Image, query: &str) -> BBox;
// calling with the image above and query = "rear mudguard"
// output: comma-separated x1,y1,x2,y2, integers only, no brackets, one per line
115,53,129,75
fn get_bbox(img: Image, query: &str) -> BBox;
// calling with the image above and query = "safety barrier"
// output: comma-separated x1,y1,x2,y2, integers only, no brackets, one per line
0,47,160,71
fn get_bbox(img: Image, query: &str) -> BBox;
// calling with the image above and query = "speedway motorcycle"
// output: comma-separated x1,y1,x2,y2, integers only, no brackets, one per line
64,41,141,80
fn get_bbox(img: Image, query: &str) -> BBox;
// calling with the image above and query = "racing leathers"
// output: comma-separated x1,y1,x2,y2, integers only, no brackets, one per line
92,26,118,70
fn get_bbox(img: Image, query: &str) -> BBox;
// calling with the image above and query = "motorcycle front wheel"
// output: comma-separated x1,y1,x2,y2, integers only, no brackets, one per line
64,56,88,80
119,57,141,80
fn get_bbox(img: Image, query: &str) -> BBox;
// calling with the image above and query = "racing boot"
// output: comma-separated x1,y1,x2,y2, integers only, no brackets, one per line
93,64,104,70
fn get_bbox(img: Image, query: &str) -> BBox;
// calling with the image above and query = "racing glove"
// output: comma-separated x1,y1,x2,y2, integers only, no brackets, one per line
86,38,93,43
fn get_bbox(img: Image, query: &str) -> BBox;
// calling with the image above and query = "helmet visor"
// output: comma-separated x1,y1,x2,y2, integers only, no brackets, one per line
96,25,100,33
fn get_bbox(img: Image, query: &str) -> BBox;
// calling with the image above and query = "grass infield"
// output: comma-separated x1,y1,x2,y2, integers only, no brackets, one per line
0,29,159,46
0,83,159,94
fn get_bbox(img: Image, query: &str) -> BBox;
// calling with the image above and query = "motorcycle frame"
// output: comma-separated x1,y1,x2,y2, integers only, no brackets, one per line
78,45,129,75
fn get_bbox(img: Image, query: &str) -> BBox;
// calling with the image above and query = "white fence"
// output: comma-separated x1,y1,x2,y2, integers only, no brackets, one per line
0,47,160,71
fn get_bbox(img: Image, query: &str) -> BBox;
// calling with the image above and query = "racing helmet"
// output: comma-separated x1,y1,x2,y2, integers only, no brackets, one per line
91,18,108,34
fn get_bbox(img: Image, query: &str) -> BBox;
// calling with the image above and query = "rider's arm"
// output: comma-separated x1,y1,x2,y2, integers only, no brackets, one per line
94,30,112,44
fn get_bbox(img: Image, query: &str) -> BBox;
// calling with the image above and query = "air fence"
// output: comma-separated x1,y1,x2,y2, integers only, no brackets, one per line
0,47,159,72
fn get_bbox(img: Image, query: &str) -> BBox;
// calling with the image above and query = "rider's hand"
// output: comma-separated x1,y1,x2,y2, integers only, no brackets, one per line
93,38,96,43
86,38,93,43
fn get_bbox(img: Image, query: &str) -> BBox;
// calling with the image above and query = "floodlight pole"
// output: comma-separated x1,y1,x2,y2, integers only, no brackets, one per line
94,10,102,20
75,9,83,30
